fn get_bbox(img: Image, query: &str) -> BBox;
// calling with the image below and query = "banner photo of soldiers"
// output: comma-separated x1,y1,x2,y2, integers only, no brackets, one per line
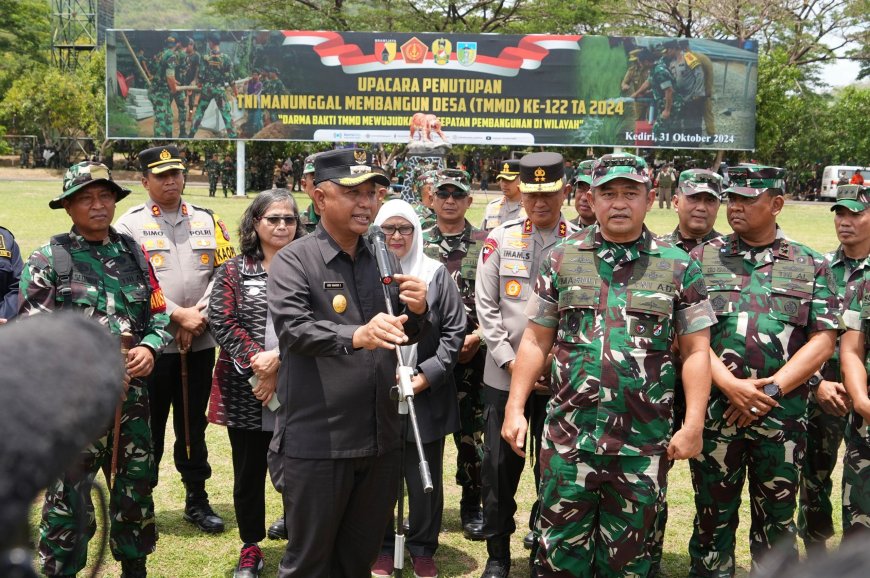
106,30,758,150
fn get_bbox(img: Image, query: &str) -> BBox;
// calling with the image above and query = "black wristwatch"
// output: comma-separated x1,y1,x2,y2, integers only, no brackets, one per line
806,374,822,389
763,382,783,400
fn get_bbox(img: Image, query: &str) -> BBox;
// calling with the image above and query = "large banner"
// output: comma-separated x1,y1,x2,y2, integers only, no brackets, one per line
107,30,758,150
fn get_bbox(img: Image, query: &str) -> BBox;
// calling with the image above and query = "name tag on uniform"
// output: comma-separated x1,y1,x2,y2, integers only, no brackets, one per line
324,282,344,290
243,280,266,286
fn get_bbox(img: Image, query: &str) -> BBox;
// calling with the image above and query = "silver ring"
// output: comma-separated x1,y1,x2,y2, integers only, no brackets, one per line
750,407,759,415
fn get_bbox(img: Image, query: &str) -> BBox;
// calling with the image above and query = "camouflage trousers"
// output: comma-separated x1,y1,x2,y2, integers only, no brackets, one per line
221,173,234,196
688,426,806,577
190,86,237,138
452,358,484,506
532,447,667,577
208,175,218,196
797,395,847,545
149,87,174,139
842,413,870,536
39,382,157,576
172,90,187,137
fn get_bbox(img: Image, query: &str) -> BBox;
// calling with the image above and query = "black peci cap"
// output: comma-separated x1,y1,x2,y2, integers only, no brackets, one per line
313,149,390,187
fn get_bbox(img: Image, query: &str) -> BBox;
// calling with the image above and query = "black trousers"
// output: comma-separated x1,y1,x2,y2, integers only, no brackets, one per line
381,437,446,557
227,427,273,544
146,348,215,488
278,451,401,578
481,385,548,541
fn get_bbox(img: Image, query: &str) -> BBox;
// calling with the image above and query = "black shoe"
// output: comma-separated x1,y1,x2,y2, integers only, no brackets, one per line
234,543,264,578
121,557,147,578
523,530,535,549
267,516,287,540
184,501,225,533
461,509,485,541
479,558,510,578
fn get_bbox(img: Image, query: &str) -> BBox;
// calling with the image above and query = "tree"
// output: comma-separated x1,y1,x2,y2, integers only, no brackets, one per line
0,0,50,100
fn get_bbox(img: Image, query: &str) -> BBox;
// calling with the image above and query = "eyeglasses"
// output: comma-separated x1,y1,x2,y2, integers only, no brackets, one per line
435,189,469,199
260,215,297,226
381,224,415,237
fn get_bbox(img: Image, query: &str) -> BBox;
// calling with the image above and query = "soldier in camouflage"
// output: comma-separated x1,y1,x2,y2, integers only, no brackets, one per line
422,171,489,541
798,184,870,550
569,160,596,228
808,184,870,544
221,153,236,197
149,35,180,139
687,166,840,576
649,168,723,575
189,34,237,139
415,170,439,230
204,152,221,197
19,162,172,578
298,154,320,234
502,153,715,578
632,48,681,138
171,39,188,139
835,208,870,535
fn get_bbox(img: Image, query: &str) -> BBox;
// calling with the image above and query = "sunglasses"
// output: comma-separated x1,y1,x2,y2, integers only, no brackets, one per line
260,215,297,226
381,224,415,237
435,189,469,199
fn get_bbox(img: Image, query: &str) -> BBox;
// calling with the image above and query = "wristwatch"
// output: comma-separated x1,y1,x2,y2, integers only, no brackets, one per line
806,374,822,389
763,382,783,400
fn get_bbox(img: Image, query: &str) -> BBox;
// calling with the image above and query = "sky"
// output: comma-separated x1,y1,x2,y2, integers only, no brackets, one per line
820,58,863,88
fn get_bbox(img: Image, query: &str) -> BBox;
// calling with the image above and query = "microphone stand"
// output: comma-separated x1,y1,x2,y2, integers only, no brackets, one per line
374,255,432,578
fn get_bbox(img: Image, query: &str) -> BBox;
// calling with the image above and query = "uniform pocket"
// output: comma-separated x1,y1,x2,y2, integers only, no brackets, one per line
769,290,810,326
625,291,673,351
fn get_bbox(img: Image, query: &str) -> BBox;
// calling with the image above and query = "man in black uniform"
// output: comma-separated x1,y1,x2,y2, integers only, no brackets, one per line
267,148,432,577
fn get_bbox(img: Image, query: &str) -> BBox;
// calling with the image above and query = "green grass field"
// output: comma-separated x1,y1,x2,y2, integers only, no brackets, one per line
0,178,844,577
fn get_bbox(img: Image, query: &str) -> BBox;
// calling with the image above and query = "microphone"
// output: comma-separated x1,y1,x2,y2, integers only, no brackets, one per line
0,313,124,549
368,225,395,285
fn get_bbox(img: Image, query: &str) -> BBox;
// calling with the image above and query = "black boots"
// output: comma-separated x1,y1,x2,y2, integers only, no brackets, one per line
183,481,225,534
479,537,511,578
120,557,147,578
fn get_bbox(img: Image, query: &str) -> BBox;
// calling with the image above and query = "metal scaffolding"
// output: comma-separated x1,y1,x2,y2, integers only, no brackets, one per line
51,0,113,72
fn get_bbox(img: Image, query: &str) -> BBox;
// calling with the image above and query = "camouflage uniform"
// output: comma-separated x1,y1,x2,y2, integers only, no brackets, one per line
171,48,188,138
840,276,870,535
797,247,865,545
149,47,178,139
221,157,235,197
649,58,682,137
19,228,172,576
526,224,715,577
204,157,221,197
423,221,488,510
299,202,320,235
415,204,437,231
648,226,722,575
190,49,237,138
688,230,840,577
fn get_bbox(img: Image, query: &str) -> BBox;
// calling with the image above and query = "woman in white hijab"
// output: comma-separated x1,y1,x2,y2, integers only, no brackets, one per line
371,200,467,578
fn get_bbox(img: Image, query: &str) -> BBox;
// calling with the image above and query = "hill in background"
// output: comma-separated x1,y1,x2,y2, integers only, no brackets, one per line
115,0,252,29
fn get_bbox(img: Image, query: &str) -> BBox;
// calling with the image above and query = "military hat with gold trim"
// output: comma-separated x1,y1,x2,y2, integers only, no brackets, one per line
831,184,870,213
139,145,186,175
313,148,390,187
678,168,723,198
495,159,521,182
518,152,566,194
590,153,650,189
50,161,131,209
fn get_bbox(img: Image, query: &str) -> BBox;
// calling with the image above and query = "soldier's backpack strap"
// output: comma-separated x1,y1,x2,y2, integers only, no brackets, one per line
49,233,74,307
118,232,152,331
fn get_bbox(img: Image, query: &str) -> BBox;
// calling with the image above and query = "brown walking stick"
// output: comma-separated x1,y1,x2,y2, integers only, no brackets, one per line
110,332,136,489
180,347,191,460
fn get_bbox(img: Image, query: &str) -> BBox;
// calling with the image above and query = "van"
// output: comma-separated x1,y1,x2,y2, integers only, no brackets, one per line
819,166,870,200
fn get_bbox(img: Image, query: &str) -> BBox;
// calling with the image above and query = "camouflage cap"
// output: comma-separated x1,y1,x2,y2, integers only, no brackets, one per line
724,165,786,197
416,169,439,186
302,153,317,175
572,159,596,186
435,168,471,193
678,168,723,198
50,162,131,210
591,153,650,189
831,184,870,213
